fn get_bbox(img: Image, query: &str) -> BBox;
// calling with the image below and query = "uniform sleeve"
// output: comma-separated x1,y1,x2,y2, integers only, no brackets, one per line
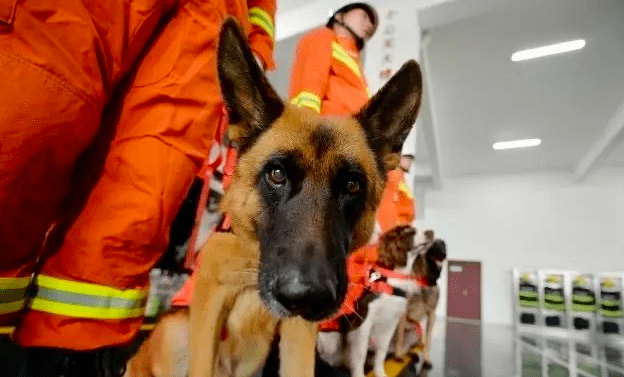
288,29,333,113
247,0,276,71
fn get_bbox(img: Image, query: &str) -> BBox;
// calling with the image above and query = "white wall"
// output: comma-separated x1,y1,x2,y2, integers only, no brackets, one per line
417,168,624,324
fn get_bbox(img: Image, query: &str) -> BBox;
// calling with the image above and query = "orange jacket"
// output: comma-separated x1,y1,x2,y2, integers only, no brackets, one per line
289,27,369,115
376,170,415,234
3,0,276,349
246,0,277,71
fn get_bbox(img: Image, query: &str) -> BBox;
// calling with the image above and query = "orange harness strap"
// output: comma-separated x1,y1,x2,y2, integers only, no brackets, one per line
183,106,236,270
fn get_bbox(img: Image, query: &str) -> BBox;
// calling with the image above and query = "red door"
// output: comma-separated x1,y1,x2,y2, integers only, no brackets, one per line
447,260,482,320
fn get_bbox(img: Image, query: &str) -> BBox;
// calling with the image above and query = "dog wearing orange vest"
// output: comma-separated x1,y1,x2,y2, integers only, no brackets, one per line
125,18,423,377
393,230,447,370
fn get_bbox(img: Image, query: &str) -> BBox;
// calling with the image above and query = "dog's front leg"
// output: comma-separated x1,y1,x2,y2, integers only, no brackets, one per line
422,310,435,369
189,282,236,377
393,315,408,359
347,317,373,377
373,296,407,377
279,317,317,377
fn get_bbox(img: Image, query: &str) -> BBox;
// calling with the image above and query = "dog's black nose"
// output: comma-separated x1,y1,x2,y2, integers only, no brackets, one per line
274,266,337,319
431,239,447,260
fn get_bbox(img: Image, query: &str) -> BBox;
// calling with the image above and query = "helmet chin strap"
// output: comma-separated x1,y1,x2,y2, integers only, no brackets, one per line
334,19,365,50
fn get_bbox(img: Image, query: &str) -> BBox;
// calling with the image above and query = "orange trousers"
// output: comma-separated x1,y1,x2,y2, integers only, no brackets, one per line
1,0,251,349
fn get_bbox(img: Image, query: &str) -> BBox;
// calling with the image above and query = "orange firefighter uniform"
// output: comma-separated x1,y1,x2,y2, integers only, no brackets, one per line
0,0,276,350
376,169,415,234
289,26,370,115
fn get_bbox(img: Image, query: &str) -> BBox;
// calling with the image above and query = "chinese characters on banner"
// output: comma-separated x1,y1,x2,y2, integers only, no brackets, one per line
379,9,397,83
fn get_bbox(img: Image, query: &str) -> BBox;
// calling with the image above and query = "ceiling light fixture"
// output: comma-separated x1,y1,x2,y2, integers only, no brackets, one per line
511,39,586,62
493,139,542,150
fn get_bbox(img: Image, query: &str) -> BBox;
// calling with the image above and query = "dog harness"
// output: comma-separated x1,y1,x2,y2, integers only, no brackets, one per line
183,106,236,270
172,106,236,307
318,247,430,332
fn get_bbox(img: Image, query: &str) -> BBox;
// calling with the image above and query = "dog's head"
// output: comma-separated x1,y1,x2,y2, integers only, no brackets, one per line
412,230,447,285
216,19,422,321
377,225,417,270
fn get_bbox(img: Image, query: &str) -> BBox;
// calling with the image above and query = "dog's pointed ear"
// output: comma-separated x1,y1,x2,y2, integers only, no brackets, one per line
356,60,423,172
217,18,284,149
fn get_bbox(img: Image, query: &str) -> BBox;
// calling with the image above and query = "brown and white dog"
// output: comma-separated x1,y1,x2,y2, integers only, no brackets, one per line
125,18,423,377
317,227,446,377
393,230,447,369
317,225,416,377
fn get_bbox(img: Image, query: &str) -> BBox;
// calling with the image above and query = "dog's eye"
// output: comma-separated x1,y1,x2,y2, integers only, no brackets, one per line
346,180,361,195
267,167,287,185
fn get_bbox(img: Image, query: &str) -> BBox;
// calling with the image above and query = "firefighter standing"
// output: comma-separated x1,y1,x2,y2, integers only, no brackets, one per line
0,1,276,375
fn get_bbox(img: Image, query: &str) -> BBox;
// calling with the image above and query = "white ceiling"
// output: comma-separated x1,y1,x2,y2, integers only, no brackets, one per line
278,0,314,13
422,0,624,177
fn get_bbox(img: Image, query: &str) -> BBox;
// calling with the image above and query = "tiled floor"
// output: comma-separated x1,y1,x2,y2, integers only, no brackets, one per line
396,319,624,377
1,319,623,377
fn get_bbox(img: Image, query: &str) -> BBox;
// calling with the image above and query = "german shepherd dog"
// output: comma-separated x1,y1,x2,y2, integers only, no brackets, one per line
125,18,423,377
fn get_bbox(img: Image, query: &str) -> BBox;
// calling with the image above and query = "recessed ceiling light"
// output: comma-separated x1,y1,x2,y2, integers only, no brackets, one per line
493,139,542,150
511,39,586,62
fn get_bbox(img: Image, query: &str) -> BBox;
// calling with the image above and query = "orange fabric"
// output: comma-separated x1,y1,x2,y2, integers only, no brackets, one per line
171,256,200,308
319,171,416,332
376,170,415,234
2,0,275,349
289,27,370,115
0,0,178,326
318,244,377,331
247,0,277,71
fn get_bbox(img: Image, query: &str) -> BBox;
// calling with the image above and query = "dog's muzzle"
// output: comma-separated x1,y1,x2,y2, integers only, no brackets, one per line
272,265,338,320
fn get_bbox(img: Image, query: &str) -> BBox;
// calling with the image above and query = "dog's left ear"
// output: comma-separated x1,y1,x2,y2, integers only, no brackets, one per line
217,18,284,149
356,60,423,172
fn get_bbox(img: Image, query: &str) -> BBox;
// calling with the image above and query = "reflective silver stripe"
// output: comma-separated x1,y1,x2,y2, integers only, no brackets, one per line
28,275,148,319
36,287,147,310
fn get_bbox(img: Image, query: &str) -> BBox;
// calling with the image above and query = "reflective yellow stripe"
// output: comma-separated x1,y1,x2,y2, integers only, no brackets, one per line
249,7,275,39
30,298,145,320
519,291,537,298
573,295,595,303
290,91,321,113
572,303,596,312
29,275,148,320
0,276,31,289
36,275,147,302
0,277,30,314
331,42,362,77
600,308,623,318
0,300,26,315
398,182,414,199
544,294,565,303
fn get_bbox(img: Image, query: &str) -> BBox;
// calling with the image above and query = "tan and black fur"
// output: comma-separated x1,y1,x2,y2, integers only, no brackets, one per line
126,18,423,377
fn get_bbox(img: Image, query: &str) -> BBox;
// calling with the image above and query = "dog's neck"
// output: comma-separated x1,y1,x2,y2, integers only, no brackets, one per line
397,252,418,275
